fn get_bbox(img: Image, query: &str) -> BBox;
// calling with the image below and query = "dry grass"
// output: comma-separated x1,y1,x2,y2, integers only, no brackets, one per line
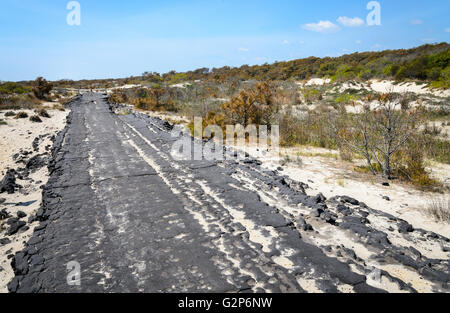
296,151,339,160
51,103,66,111
426,197,450,223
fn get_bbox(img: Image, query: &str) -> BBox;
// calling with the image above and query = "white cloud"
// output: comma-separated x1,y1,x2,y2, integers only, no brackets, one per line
446,28,450,33
237,47,249,52
282,40,290,45
356,40,362,44
411,19,423,25
337,16,365,27
303,20,340,33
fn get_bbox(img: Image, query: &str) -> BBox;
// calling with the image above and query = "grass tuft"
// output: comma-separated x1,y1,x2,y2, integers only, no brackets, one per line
426,197,450,223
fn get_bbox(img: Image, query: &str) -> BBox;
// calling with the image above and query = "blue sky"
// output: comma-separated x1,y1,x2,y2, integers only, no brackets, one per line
0,0,449,81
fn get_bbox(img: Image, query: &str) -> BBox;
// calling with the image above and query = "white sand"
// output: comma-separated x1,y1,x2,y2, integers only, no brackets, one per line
303,78,331,86
0,108,68,293
300,78,449,97
369,80,450,98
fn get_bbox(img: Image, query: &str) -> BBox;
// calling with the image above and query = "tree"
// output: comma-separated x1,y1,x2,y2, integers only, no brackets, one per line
336,92,424,179
254,81,278,126
222,89,257,127
150,87,166,107
33,77,53,100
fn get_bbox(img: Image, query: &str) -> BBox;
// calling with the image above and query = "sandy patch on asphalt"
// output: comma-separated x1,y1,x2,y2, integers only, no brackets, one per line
0,108,68,293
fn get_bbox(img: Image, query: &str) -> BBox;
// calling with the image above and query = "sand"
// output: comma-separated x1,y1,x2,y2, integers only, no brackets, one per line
0,108,68,293
369,80,450,98
269,147,449,238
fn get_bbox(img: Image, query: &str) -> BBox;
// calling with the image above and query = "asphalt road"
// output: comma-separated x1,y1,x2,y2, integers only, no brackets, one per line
8,93,449,293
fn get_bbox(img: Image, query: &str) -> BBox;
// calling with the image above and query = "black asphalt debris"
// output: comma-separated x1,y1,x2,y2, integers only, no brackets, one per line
0,169,20,194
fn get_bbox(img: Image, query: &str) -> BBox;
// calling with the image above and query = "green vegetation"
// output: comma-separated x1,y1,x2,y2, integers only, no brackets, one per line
51,43,450,90
109,86,177,113
188,81,279,136
0,77,54,110
279,113,337,149
32,77,53,100
334,93,358,105
394,50,450,86
0,82,31,94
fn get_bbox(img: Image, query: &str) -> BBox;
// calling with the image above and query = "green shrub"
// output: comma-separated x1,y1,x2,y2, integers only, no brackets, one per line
335,94,358,105
0,82,31,95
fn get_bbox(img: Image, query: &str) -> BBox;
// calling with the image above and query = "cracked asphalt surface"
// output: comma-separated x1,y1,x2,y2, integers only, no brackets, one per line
8,93,450,293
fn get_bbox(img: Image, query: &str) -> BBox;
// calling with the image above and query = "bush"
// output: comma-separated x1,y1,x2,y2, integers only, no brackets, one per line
303,88,321,103
0,82,31,95
4,111,15,117
415,133,450,164
32,77,53,100
0,94,40,110
279,113,337,149
14,111,28,119
393,140,440,189
37,108,51,118
108,90,128,104
29,115,42,123
335,93,358,105
134,97,154,111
